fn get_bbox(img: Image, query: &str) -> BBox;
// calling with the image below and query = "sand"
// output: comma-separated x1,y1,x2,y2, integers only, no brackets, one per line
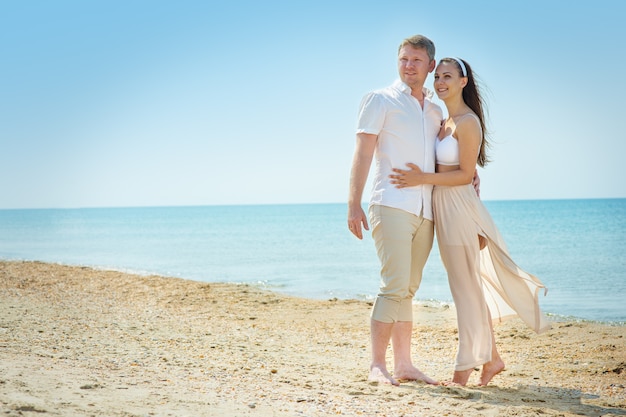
0,260,624,417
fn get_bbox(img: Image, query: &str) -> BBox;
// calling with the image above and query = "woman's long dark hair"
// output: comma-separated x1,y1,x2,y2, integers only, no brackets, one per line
440,57,491,167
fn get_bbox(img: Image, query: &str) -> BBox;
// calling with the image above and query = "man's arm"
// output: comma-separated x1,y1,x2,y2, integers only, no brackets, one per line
347,133,377,240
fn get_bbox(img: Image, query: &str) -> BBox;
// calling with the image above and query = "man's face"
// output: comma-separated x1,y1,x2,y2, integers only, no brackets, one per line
397,46,434,89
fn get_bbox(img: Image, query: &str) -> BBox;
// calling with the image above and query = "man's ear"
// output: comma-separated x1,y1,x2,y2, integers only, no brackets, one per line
429,59,436,72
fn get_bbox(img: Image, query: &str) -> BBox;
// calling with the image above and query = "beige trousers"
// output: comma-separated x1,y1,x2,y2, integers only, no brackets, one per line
368,205,434,323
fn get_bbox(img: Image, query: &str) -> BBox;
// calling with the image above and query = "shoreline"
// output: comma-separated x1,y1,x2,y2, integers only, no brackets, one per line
1,260,624,416
3,258,623,327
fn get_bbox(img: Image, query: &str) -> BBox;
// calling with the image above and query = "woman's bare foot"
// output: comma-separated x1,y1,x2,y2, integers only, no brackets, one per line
478,358,505,386
394,365,439,385
368,365,399,386
449,368,473,386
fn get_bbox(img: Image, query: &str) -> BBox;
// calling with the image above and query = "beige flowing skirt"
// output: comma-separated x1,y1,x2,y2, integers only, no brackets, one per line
433,184,551,371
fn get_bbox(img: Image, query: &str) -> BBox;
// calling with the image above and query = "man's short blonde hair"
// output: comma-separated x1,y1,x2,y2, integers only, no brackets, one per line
398,35,435,62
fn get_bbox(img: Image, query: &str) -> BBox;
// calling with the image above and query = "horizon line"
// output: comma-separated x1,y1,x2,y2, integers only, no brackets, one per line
1,196,625,211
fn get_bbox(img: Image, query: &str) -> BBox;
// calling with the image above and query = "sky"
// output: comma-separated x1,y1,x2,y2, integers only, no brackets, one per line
1,0,625,209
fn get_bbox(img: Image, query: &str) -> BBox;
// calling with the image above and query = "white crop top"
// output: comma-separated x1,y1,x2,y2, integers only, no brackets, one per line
435,135,459,166
435,114,482,166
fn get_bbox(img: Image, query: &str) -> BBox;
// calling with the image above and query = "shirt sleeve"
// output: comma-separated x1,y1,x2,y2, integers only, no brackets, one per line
356,91,385,135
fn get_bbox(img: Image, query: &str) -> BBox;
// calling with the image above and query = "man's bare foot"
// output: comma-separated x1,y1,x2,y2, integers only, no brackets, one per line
449,368,473,386
394,366,439,385
368,365,399,386
478,358,505,386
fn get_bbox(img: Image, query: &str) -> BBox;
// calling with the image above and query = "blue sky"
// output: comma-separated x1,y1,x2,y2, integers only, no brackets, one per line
1,0,624,209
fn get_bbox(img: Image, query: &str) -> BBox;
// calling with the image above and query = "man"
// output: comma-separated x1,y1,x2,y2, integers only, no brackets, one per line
347,34,441,386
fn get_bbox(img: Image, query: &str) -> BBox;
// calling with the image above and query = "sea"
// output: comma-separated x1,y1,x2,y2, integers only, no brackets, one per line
0,199,624,325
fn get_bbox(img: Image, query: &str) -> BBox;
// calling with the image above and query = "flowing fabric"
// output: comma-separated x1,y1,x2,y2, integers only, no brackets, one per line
433,183,551,371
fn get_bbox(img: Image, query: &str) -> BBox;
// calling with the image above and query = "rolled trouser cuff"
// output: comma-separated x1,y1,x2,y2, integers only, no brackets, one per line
371,296,413,323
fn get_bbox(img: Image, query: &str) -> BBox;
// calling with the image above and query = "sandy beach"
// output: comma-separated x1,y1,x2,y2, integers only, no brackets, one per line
0,261,624,416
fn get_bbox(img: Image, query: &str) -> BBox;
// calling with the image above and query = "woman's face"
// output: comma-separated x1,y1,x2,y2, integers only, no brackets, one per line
433,62,466,100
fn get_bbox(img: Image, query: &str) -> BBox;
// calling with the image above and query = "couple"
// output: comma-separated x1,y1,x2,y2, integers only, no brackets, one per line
347,34,551,387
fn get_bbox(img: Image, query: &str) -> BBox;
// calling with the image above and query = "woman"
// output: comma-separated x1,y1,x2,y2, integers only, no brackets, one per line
390,57,551,386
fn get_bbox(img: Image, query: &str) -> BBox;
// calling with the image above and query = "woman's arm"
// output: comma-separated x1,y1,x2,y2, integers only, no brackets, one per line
390,117,481,187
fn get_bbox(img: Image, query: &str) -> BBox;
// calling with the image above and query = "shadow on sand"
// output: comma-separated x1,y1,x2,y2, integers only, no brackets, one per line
422,383,626,416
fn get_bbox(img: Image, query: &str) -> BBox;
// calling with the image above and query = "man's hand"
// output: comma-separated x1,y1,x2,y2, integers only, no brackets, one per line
347,205,369,240
473,170,481,197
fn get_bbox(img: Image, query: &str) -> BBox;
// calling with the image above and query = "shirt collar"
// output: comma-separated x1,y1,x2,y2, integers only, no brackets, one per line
392,79,434,100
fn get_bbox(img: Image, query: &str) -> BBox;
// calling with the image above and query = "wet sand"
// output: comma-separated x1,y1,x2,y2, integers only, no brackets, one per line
0,260,624,416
